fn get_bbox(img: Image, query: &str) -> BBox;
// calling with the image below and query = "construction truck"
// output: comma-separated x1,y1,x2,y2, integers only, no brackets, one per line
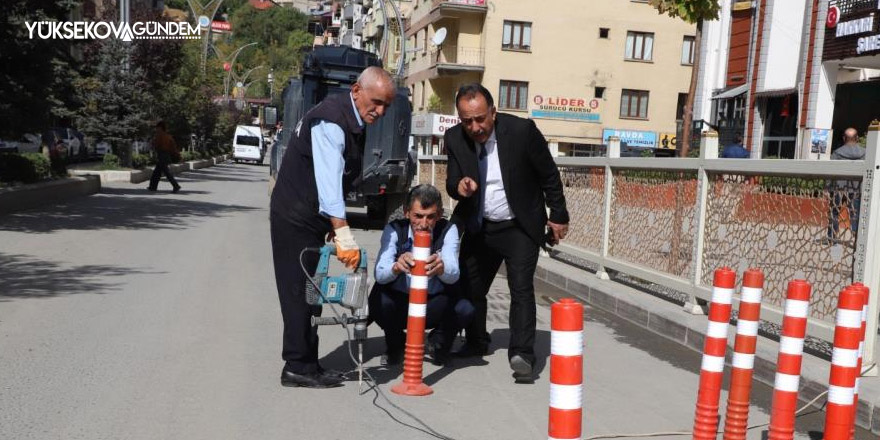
271,45,414,221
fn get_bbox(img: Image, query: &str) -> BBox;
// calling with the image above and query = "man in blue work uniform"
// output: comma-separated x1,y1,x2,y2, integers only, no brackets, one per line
721,134,750,158
369,184,474,367
270,67,396,388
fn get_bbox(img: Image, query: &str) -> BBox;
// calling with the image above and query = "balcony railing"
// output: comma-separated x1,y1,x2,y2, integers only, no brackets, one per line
430,45,484,68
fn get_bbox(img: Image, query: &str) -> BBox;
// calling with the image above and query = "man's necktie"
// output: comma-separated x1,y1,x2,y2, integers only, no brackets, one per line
476,142,488,229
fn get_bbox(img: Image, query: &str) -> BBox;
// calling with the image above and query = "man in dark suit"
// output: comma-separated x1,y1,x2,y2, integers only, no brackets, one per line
444,83,569,382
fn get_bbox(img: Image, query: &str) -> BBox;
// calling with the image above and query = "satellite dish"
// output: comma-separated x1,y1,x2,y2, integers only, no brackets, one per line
432,27,447,46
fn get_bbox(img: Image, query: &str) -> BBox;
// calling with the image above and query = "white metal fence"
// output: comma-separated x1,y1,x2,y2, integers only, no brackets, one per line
416,123,880,368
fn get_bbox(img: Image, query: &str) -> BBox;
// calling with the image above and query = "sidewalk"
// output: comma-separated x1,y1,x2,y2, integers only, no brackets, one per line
534,251,880,433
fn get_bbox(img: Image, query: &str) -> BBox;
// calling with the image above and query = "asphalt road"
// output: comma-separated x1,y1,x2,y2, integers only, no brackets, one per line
0,162,870,440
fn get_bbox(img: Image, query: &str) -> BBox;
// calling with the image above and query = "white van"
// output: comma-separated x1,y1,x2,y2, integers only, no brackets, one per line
232,125,264,164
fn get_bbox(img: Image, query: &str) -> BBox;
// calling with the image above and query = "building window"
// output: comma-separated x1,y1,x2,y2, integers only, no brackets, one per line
625,31,654,61
423,28,428,54
620,89,649,119
676,93,688,120
499,80,529,110
420,81,426,109
681,36,695,65
502,21,532,51
595,87,605,99
599,28,610,39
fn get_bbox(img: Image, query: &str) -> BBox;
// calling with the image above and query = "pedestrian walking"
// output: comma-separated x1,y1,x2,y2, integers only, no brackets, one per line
147,121,181,193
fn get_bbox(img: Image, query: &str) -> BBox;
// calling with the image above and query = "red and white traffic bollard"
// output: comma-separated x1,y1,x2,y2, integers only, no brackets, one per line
722,269,764,440
548,298,584,440
693,267,736,440
849,283,869,440
391,230,433,396
822,286,865,440
768,279,811,440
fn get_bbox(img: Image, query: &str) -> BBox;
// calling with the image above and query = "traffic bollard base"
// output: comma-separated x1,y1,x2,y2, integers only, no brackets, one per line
391,381,433,396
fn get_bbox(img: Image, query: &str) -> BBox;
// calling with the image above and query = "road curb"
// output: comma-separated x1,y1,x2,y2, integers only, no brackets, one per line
0,175,100,216
535,251,880,433
70,154,230,184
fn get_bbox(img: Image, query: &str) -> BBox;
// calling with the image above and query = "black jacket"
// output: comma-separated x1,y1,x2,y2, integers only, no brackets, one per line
443,112,569,246
270,93,364,233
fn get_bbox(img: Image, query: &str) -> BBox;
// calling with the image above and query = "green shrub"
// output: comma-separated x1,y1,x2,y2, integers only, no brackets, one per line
180,151,198,162
131,153,154,169
0,153,50,183
759,175,828,196
102,153,121,169
22,153,50,180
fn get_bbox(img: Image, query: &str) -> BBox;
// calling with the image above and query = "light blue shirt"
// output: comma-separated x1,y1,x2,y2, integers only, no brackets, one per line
374,222,460,295
312,93,364,219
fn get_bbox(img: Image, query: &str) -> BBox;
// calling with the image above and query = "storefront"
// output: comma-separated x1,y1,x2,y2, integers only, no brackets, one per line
410,113,460,156
808,0,880,157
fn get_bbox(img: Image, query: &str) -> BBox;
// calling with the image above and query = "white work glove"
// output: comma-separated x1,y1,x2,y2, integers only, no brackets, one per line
333,226,360,269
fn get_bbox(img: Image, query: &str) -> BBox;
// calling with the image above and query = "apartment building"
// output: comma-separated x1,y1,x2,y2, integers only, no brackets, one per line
404,0,695,156
362,0,412,74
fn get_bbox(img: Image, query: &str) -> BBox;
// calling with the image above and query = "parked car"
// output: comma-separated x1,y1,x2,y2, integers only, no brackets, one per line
43,128,85,161
93,140,112,157
0,133,41,154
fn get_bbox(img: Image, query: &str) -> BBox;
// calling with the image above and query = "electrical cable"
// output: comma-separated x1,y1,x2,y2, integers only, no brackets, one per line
299,248,459,440
300,249,871,439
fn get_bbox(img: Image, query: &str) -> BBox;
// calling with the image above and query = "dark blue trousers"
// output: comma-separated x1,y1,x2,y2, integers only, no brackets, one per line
368,283,475,354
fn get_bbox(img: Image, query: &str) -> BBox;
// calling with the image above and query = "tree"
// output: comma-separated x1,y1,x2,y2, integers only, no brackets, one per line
74,38,150,166
215,3,312,101
0,0,82,137
649,0,721,157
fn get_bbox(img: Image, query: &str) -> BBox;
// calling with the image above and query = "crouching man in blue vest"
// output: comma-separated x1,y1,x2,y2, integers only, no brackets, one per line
369,184,475,367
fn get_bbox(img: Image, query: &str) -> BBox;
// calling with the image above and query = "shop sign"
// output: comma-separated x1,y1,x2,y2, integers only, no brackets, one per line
824,0,880,60
657,132,677,149
211,21,232,32
602,129,657,148
530,95,601,123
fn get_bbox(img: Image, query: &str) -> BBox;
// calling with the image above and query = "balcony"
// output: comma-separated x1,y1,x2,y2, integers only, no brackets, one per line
341,29,354,46
432,0,487,11
433,45,483,68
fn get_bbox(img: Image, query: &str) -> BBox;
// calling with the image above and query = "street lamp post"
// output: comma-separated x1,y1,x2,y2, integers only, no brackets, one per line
184,0,224,72
233,65,265,108
223,42,258,105
267,69,274,102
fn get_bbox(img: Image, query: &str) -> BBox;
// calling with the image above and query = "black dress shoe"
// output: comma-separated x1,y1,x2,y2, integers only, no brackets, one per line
429,347,451,367
280,369,344,388
380,349,404,366
452,342,489,358
317,366,348,379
